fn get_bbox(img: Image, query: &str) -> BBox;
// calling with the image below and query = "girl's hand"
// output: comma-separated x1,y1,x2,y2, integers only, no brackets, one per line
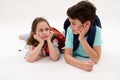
47,31,54,41
33,34,44,43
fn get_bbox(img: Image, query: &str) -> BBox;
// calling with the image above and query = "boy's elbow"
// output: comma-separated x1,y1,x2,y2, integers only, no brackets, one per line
93,58,99,64
64,55,67,62
64,54,70,64
94,61,98,64
91,55,101,64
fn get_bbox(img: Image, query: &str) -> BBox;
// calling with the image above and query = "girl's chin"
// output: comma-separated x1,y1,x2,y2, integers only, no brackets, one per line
41,36,48,40
42,38,48,40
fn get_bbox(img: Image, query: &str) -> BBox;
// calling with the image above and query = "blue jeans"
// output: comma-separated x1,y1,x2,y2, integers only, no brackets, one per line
23,34,30,41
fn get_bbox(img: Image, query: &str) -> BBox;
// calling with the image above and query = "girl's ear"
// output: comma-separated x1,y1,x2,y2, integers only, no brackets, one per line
50,27,52,31
31,31,35,35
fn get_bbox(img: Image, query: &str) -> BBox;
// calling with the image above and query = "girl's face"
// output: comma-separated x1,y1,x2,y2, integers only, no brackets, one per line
35,21,50,40
69,18,84,34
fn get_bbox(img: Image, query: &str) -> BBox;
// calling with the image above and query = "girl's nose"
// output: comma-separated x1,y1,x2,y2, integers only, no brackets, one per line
43,31,47,34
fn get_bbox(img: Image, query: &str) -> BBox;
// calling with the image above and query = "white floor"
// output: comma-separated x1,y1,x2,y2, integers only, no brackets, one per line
0,0,120,80
0,20,120,80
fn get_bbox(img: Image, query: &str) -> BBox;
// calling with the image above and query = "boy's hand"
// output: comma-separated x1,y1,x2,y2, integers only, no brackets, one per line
77,25,89,41
82,60,95,72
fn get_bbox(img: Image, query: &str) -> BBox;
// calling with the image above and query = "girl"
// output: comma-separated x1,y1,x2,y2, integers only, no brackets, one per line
24,17,60,62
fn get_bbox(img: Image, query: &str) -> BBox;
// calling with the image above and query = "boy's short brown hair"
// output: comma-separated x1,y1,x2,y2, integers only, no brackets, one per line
67,0,96,24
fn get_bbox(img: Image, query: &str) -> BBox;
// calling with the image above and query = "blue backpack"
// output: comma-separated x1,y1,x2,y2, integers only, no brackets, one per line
64,15,101,51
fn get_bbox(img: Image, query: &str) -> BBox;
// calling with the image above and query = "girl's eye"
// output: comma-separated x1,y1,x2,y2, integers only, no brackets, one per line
45,28,49,31
39,29,43,32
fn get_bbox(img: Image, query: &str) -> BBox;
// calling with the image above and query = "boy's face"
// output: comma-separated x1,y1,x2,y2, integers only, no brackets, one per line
35,21,50,40
69,18,84,34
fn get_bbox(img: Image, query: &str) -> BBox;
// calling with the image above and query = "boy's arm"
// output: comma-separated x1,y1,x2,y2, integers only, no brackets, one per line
78,23,102,64
80,38,101,64
64,47,94,72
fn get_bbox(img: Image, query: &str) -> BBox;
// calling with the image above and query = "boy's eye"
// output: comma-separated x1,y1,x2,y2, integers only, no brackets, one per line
71,23,75,25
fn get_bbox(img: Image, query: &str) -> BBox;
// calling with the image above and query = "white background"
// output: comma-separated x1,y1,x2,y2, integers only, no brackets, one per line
0,0,120,80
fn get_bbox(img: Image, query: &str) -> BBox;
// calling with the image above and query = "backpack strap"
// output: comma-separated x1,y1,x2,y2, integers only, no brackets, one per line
94,15,102,28
87,15,101,48
64,18,70,37
73,34,79,51
87,24,96,48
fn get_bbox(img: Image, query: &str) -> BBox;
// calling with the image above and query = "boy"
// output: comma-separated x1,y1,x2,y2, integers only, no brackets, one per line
64,0,102,72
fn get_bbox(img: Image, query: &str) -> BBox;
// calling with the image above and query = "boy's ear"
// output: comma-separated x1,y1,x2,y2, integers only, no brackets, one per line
85,20,91,27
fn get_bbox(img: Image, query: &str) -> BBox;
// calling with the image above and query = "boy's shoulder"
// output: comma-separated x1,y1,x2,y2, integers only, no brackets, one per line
96,25,102,32
67,27,72,33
